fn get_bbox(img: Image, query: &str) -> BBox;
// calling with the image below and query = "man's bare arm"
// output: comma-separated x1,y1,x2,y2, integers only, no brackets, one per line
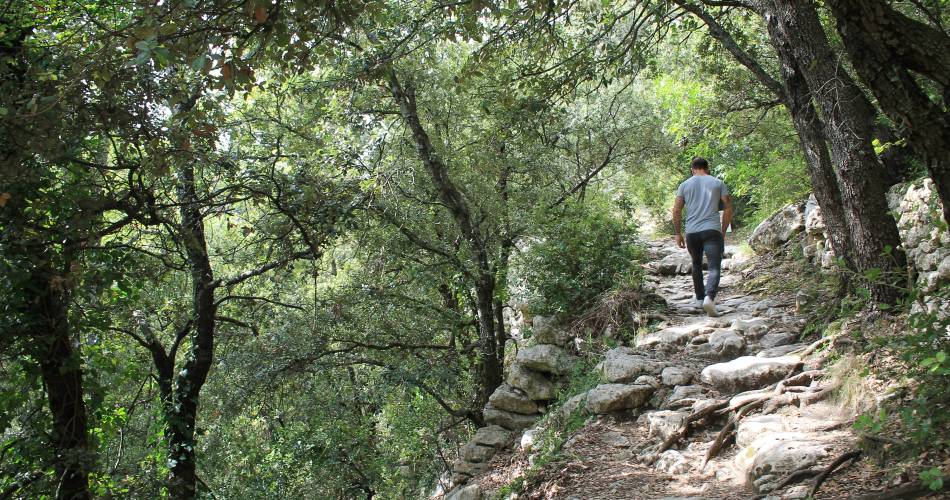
721,195,733,234
673,196,686,247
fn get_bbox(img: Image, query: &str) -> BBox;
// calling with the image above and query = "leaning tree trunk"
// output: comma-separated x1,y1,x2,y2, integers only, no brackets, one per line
35,261,91,500
759,6,853,268
166,161,217,499
388,70,503,409
826,0,950,228
673,0,852,267
761,0,906,304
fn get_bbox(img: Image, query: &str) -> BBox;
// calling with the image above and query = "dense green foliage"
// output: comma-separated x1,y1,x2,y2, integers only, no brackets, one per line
516,201,643,317
2,0,949,498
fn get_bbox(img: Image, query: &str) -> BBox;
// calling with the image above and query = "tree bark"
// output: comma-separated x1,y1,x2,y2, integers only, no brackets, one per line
761,0,906,304
676,0,853,266
826,0,950,227
388,70,503,409
35,262,92,500
166,161,217,499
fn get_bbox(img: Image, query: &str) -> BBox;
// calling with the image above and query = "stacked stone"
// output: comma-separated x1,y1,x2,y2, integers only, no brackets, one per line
448,316,576,489
888,180,950,297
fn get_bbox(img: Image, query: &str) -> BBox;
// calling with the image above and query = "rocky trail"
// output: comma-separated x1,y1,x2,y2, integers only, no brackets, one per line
438,236,913,500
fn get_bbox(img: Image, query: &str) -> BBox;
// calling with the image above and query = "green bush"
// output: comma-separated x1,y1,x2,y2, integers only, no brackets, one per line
516,201,643,318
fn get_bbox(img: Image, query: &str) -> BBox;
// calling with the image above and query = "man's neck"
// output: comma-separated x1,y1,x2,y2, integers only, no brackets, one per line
692,171,709,176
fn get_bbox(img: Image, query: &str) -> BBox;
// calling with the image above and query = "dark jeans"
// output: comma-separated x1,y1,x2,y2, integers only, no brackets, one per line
686,230,724,301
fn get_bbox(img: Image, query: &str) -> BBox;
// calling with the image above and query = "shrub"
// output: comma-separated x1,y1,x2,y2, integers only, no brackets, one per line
516,201,644,318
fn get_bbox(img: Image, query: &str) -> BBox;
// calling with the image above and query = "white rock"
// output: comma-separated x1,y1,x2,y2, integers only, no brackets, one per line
654,449,690,474
687,329,745,360
472,425,512,449
506,363,555,401
445,484,483,500
531,316,572,346
700,356,801,393
598,348,668,383
661,366,695,386
732,317,771,336
643,410,686,440
586,384,654,414
667,385,705,404
516,344,574,375
520,428,537,452
756,344,804,358
635,375,661,388
459,442,496,463
638,323,711,347
760,331,797,349
488,383,540,415
483,405,538,431
735,434,831,492
749,202,805,253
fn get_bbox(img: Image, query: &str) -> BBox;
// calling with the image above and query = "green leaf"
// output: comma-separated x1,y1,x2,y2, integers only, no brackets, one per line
190,55,207,72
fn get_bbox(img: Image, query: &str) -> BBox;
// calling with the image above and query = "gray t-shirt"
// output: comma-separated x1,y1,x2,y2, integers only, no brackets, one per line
676,175,730,234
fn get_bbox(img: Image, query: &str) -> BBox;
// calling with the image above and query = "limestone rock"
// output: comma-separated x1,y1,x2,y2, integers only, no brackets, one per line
483,405,538,431
731,317,771,336
445,483,482,500
598,348,668,383
516,344,574,375
506,363,555,401
635,375,661,388
687,329,745,360
759,331,797,349
735,433,832,493
661,366,695,387
531,315,572,346
586,384,654,414
643,410,686,440
488,383,539,415
667,385,705,405
654,449,690,475
756,344,804,358
459,442,496,463
655,250,694,276
555,392,589,421
700,356,801,393
520,428,538,452
452,460,489,479
638,323,711,348
472,425,512,449
749,202,805,253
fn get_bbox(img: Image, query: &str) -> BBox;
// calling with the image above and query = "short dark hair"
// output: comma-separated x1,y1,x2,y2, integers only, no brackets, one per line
690,157,709,171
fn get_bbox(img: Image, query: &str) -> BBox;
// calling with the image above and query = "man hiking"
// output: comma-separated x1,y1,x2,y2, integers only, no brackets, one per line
672,157,733,317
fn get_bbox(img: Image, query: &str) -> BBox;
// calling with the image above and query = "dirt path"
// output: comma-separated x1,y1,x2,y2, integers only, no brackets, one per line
443,238,895,500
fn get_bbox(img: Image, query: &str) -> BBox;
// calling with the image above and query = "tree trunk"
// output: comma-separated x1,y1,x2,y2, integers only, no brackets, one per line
674,0,853,267
760,7,853,268
388,70,503,409
35,264,91,500
761,0,906,304
826,0,950,227
166,161,217,499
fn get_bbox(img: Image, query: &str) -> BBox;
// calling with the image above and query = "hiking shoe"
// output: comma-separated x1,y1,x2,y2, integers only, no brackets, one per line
702,296,719,317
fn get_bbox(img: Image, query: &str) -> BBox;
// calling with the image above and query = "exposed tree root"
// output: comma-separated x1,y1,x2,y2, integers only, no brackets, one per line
705,371,829,464
810,449,863,497
770,466,823,492
851,477,948,500
654,400,728,457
